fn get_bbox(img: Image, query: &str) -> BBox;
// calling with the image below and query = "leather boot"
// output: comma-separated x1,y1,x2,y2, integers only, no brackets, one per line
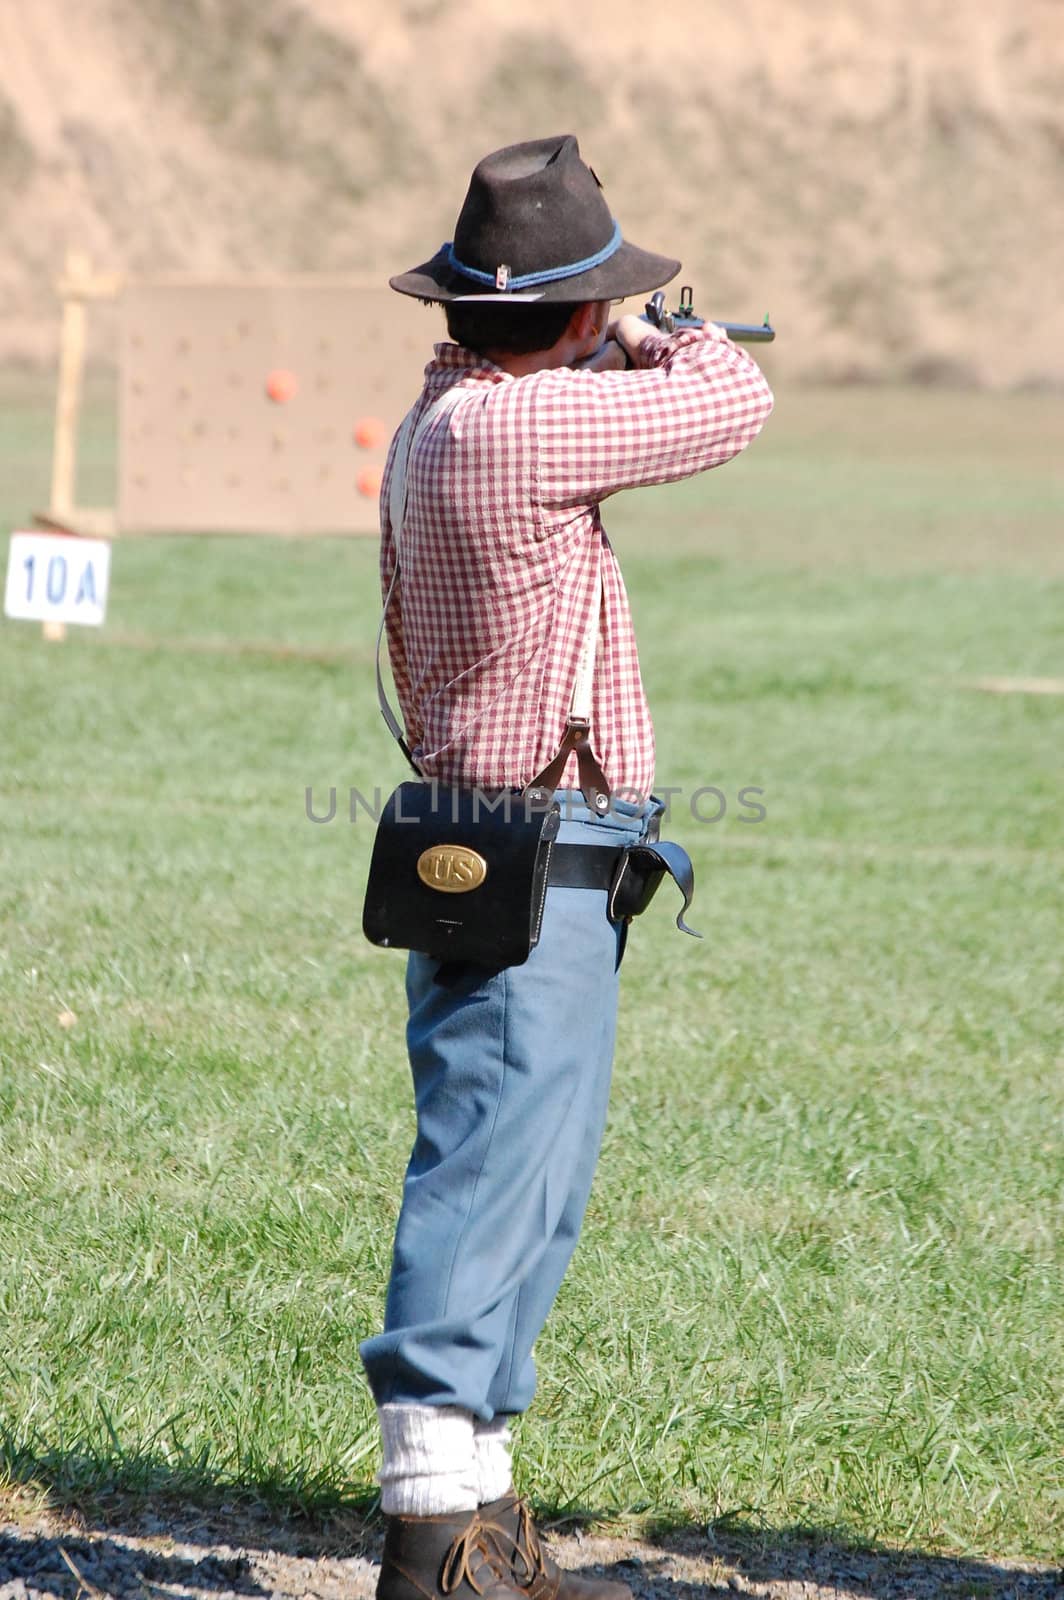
476,1494,632,1600
377,1507,530,1600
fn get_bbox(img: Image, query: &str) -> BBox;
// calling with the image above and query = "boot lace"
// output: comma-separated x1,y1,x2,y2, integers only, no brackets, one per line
440,1516,511,1597
505,1499,546,1586
477,1498,550,1590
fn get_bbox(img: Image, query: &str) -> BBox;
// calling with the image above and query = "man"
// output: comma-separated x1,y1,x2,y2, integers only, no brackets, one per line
361,135,773,1600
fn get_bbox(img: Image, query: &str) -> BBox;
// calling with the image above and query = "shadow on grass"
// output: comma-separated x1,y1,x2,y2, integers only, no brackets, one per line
538,1505,1063,1599
0,1454,1059,1600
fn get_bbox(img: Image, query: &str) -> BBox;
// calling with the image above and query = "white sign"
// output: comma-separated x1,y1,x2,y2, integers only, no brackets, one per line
4,532,111,627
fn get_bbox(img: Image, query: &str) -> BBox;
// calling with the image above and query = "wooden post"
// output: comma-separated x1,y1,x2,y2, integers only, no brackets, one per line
44,251,90,642
44,251,118,641
50,249,91,525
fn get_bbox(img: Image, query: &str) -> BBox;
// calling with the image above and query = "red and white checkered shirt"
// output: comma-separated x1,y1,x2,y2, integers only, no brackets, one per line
380,325,773,800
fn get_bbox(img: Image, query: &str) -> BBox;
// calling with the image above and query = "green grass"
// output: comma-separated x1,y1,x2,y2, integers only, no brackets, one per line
0,378,1061,1559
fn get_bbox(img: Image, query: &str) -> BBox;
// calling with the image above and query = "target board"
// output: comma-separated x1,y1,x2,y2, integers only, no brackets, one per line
118,283,436,535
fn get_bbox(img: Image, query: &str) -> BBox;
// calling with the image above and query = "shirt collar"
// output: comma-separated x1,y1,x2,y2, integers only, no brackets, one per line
426,342,510,386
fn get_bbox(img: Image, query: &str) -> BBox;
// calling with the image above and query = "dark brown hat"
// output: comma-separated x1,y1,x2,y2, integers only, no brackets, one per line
390,134,680,304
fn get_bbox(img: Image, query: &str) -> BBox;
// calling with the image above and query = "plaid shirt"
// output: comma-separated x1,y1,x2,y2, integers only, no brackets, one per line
380,325,773,799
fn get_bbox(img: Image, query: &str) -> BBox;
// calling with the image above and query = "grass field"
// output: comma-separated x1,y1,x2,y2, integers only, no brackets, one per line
1,375,1062,1564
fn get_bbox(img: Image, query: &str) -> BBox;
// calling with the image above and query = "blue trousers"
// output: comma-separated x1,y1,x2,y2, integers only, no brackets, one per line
360,793,656,1420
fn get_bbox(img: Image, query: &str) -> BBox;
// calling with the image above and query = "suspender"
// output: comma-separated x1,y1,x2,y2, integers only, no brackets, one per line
375,386,611,812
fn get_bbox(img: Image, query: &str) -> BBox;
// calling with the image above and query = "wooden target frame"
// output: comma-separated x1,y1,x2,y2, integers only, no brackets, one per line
44,252,435,538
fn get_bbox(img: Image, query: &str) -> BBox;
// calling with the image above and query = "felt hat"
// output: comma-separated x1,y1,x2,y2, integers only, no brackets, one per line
390,134,680,304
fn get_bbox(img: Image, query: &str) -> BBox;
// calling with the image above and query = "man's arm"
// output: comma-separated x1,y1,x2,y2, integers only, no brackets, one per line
534,317,774,509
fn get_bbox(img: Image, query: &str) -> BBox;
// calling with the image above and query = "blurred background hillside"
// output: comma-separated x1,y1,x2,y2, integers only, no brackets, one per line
1,0,1062,386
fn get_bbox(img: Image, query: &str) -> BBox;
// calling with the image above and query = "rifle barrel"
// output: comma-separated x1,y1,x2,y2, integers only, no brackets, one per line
639,311,776,345
719,321,775,344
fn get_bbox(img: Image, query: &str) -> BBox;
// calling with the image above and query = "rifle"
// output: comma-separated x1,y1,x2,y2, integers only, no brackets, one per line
643,286,775,345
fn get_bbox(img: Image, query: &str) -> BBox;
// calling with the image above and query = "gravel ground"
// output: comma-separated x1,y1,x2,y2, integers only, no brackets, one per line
0,1499,1060,1600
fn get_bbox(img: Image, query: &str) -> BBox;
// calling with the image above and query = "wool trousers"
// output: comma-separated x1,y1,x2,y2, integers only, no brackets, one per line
360,793,655,1421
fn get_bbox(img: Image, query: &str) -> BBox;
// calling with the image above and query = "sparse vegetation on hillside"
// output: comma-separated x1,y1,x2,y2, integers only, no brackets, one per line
0,91,34,189
0,3,1062,378
126,0,417,201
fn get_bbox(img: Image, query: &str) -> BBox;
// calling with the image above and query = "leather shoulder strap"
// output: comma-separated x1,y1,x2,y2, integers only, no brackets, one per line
375,386,470,769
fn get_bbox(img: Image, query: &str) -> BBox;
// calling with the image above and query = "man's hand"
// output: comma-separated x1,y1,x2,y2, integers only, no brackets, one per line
607,312,729,367
611,313,655,368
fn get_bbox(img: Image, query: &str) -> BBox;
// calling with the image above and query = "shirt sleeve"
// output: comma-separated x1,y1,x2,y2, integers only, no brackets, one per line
533,325,774,510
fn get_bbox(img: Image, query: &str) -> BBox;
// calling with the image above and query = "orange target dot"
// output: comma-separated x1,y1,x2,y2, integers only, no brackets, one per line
354,415,387,449
357,466,384,498
265,369,298,403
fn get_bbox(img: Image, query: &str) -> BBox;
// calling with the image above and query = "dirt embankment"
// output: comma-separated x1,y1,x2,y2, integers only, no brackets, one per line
1,0,1062,386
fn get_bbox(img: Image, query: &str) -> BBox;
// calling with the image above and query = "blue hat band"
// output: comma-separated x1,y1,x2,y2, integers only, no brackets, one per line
443,220,623,292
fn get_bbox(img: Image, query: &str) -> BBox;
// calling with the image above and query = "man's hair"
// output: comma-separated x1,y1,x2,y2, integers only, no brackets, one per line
444,300,580,356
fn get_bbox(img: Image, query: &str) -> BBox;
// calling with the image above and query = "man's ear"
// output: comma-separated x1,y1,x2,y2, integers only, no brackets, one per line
563,302,604,360
567,302,602,343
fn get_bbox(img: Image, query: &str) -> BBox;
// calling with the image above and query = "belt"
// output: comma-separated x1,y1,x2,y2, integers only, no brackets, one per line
548,843,623,891
548,839,700,937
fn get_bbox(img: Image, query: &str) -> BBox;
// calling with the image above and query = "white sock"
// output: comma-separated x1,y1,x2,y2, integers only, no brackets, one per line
474,1415,514,1504
378,1403,479,1516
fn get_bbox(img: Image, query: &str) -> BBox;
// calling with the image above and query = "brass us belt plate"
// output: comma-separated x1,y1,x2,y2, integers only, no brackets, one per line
417,844,489,893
